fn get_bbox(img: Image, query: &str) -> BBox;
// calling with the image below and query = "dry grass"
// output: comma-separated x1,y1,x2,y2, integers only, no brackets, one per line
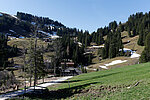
88,31,144,71
90,56,129,69
8,38,53,65
121,31,144,54
8,38,48,49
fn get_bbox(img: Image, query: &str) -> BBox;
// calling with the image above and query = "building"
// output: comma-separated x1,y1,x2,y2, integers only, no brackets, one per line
61,67,82,76
61,62,75,67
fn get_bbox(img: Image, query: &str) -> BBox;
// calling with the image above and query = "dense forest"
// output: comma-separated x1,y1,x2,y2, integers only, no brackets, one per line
123,12,150,46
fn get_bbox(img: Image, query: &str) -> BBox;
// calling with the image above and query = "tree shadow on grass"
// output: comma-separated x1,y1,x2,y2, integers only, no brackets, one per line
79,71,121,82
22,82,99,99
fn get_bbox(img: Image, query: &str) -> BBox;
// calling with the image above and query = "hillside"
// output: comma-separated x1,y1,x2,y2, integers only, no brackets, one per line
41,62,150,99
0,12,65,38
87,30,143,71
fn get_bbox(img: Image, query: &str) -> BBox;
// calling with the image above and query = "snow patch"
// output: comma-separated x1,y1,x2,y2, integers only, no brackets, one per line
105,60,127,66
99,60,127,69
10,15,18,19
99,66,108,69
38,30,47,34
130,52,140,58
9,30,16,33
92,45,104,48
120,48,141,58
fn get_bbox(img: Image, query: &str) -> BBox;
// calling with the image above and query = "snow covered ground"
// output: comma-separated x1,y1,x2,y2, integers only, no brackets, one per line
105,60,127,66
99,60,127,69
0,76,73,100
130,52,140,58
120,48,141,58
10,15,18,19
99,66,108,69
9,30,16,33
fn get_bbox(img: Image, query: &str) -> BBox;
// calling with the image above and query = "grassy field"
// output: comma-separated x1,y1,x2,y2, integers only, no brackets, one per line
7,38,53,65
121,31,144,54
45,62,150,99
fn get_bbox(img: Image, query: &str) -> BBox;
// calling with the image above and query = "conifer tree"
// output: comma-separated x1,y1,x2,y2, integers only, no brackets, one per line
140,32,150,63
0,33,8,69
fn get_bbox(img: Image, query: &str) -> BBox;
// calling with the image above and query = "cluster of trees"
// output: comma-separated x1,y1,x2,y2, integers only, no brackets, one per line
102,30,123,59
123,12,150,63
60,34,91,66
17,12,64,27
140,32,150,63
57,28,91,48
17,12,64,35
96,21,123,59
0,33,19,91
0,70,18,92
57,27,78,36
123,12,150,46
0,14,16,31
77,30,91,47
0,34,8,68
57,21,125,62
0,12,66,38
0,13,32,37
0,33,19,69
23,37,47,86
91,28,106,45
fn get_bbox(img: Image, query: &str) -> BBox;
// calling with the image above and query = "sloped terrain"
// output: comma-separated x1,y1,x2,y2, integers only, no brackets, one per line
45,62,150,100
0,12,64,38
89,31,144,71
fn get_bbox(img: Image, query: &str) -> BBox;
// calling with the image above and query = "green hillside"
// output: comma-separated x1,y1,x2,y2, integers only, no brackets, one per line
46,62,150,99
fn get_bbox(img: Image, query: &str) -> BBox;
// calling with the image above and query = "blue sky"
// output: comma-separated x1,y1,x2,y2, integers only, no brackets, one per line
0,0,150,33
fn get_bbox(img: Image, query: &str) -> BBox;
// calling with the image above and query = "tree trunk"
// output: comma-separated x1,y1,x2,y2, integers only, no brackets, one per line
42,76,44,83
54,67,56,76
29,76,32,87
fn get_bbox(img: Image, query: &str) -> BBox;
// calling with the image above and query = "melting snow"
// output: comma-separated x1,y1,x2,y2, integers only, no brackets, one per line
99,60,127,69
120,48,141,58
130,52,140,58
105,60,127,66
9,30,16,33
10,15,18,19
99,66,108,69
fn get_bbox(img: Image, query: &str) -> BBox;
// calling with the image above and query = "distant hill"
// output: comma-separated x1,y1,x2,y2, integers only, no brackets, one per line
0,12,65,38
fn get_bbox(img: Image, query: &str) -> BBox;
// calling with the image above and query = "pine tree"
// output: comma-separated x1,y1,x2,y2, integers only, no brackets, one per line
0,33,8,69
140,32,150,63
138,30,144,46
52,39,63,76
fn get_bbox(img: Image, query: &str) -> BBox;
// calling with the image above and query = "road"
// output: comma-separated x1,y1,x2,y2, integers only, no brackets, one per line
0,76,73,100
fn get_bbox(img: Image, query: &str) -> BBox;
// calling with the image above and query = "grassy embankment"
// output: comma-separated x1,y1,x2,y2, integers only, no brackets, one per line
45,62,150,99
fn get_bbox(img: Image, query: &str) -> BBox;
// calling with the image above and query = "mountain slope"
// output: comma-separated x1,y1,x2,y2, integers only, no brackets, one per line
0,12,65,38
